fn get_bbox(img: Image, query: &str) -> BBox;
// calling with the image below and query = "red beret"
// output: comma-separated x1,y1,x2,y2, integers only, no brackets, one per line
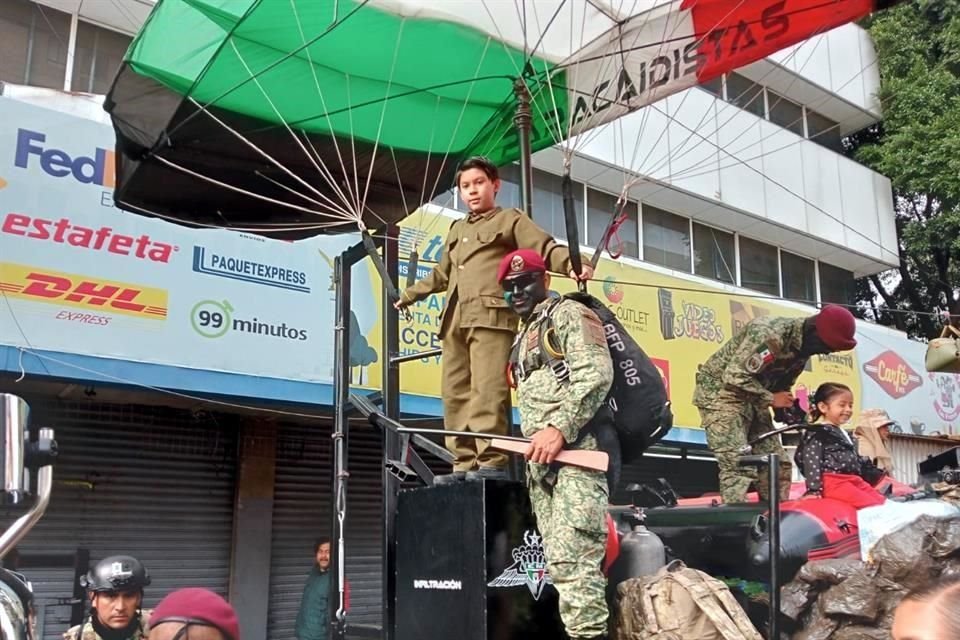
150,588,240,640
815,304,857,351
496,249,547,284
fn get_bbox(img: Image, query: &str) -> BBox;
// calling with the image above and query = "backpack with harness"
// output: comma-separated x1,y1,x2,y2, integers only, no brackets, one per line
616,560,763,640
509,292,672,464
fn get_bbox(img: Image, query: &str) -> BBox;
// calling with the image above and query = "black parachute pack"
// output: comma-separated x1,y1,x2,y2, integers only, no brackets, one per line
511,291,672,462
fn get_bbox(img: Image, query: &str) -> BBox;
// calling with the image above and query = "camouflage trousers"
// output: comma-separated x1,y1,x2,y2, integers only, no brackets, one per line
698,396,793,503
528,463,609,639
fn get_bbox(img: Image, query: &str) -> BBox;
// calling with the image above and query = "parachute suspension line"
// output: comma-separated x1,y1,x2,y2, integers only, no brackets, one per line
151,155,348,221
566,0,680,161
117,200,340,235
164,0,374,143
423,36,494,209
344,74,364,223
640,0,846,183
664,63,877,184
413,95,442,244
646,101,888,254
611,0,727,174
413,34,497,250
227,40,360,219
389,147,410,221
638,4,854,192
524,0,574,164
289,0,363,217
186,99,352,219
661,19,847,183
360,18,406,224
639,6,833,185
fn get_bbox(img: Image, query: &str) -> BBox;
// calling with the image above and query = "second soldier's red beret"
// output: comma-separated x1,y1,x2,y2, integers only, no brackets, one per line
497,249,547,284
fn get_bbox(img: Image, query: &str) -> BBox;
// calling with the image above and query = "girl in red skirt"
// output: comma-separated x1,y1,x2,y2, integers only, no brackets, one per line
795,382,887,508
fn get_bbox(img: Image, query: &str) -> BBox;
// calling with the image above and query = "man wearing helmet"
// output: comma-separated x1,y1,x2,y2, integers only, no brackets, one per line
64,555,151,640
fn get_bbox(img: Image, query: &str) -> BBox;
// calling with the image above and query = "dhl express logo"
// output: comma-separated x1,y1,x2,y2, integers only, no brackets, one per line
0,262,167,320
14,128,115,187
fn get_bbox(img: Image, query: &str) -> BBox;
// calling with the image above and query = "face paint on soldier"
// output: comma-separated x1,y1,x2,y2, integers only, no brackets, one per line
502,272,549,318
91,589,142,629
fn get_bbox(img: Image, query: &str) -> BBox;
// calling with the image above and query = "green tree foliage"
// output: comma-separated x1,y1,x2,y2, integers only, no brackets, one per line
849,0,960,338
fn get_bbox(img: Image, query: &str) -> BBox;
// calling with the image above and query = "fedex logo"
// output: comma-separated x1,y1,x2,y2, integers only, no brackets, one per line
14,129,115,187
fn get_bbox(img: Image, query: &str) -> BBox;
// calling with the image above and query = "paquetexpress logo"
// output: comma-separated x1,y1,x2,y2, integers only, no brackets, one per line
192,246,310,293
190,299,308,341
602,276,624,303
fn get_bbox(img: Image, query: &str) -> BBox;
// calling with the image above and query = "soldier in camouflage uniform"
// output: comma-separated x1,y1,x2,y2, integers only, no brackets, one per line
499,249,613,640
692,305,858,504
64,556,151,640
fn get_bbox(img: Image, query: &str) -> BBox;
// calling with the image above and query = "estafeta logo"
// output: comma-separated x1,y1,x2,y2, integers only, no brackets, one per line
0,262,167,320
2,213,177,263
863,350,923,399
14,128,115,187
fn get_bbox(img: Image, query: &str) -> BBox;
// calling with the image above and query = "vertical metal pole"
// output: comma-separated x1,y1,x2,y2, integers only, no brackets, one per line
64,12,78,92
381,225,401,640
768,454,781,640
514,78,534,217
331,255,351,640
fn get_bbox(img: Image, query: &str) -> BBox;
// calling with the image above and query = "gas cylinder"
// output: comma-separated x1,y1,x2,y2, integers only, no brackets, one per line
608,510,667,596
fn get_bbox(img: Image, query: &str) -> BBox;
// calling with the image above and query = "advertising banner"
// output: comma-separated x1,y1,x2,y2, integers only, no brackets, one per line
1,94,957,435
0,95,354,383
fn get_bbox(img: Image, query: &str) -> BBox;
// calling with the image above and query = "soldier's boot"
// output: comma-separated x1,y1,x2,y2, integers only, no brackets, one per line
433,471,466,486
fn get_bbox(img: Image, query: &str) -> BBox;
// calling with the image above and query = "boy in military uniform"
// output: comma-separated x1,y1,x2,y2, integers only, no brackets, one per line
692,305,858,504
395,157,592,483
499,249,613,640
64,555,151,640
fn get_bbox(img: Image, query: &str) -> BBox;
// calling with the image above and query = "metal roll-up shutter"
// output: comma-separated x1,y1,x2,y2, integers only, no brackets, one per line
1,396,237,640
268,420,386,639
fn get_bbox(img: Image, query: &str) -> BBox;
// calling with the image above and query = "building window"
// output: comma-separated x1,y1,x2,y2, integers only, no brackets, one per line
430,188,457,210
531,168,583,241
781,251,816,303
700,75,723,99
767,90,805,137
497,163,522,210
0,0,70,90
819,262,856,305
726,72,765,119
739,237,780,296
806,108,843,153
692,223,735,284
72,21,132,94
587,188,638,259
643,205,691,273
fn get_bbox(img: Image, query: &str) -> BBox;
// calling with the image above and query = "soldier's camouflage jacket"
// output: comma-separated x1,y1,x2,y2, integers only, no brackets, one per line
514,297,613,444
63,611,151,640
692,316,806,409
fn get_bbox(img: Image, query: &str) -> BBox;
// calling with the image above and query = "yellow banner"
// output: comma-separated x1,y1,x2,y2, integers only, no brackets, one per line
0,262,168,320
362,211,861,430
